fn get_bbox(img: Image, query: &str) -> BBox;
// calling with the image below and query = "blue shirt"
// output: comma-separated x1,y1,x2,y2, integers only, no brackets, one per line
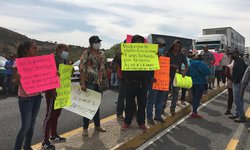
4,60,14,75
188,60,211,84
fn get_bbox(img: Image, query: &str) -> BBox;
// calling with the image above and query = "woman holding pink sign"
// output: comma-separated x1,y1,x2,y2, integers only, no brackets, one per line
14,41,42,150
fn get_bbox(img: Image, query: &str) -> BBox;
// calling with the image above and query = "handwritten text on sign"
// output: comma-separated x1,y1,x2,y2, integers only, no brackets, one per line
121,43,159,71
64,83,101,120
153,57,170,91
54,64,73,109
15,54,60,94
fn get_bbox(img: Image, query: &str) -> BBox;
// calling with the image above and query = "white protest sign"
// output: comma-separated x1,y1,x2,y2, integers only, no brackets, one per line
64,83,102,120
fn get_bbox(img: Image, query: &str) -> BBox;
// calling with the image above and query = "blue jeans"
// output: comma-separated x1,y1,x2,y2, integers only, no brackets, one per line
14,94,42,150
233,83,245,117
147,83,168,119
191,84,205,113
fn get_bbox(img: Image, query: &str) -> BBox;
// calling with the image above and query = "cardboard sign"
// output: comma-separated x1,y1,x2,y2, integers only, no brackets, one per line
54,64,73,109
15,54,60,94
121,43,159,71
64,83,102,120
152,57,170,91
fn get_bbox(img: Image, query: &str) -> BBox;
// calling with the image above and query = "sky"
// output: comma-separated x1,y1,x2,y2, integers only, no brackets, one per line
0,0,250,49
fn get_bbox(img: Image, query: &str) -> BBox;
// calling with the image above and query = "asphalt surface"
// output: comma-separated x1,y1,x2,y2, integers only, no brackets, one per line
141,91,250,150
0,87,118,150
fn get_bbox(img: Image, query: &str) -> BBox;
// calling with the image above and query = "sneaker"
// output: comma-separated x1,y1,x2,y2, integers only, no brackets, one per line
121,123,130,131
228,115,239,119
50,135,66,143
139,124,148,131
42,141,55,150
170,109,176,116
234,117,247,123
95,127,106,132
224,110,232,115
82,129,88,136
147,118,156,125
154,117,165,123
190,113,203,118
117,114,124,121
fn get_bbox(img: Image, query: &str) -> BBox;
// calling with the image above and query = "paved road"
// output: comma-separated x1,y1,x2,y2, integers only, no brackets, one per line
138,91,250,150
0,88,118,150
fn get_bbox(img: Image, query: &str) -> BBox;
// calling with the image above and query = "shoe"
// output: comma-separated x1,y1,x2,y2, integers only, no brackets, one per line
154,117,165,123
181,101,186,106
95,127,106,132
190,113,203,118
50,135,66,143
234,117,247,123
42,141,55,150
170,109,176,115
203,90,208,94
121,123,130,131
117,114,124,121
139,124,148,131
82,129,88,136
228,115,239,119
147,118,156,125
224,110,232,115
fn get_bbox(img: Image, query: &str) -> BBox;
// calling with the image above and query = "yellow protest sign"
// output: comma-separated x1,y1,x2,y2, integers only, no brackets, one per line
153,57,170,91
121,43,159,71
173,73,193,89
54,64,73,109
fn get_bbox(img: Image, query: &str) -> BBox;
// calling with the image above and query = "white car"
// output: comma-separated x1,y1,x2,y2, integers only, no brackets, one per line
71,60,80,81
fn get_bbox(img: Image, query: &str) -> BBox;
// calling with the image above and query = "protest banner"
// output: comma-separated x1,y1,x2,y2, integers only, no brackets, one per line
64,83,102,120
121,43,159,71
54,64,73,109
15,54,60,94
211,52,224,66
152,57,170,91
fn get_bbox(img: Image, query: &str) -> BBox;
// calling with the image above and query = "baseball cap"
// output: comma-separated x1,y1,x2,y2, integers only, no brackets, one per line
89,36,102,44
155,38,166,46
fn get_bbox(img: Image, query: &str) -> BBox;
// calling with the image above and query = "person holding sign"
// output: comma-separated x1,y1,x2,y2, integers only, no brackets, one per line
42,44,69,149
14,41,43,150
79,36,107,136
165,40,188,115
188,54,211,118
121,35,152,131
146,38,168,125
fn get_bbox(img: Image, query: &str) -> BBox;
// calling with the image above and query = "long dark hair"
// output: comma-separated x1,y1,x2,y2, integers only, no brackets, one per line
167,40,182,54
17,41,34,58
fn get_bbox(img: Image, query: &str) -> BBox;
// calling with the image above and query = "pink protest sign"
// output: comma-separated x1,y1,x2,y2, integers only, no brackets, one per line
211,52,224,66
126,34,148,43
16,54,60,94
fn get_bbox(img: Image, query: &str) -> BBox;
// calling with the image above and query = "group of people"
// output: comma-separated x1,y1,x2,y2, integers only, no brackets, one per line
13,34,249,150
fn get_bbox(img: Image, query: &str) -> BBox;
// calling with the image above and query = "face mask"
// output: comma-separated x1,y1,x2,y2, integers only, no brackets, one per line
61,51,69,59
93,43,101,50
158,48,164,55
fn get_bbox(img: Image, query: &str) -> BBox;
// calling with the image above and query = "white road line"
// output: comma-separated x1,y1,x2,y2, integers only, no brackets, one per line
137,90,227,150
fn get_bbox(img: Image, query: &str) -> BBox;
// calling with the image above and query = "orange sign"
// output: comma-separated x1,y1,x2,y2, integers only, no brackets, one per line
152,57,170,91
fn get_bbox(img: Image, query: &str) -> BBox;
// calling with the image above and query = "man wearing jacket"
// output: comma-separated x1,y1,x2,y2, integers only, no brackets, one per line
229,49,248,122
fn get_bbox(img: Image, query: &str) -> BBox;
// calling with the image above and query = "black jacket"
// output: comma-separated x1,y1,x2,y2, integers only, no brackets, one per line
232,57,248,84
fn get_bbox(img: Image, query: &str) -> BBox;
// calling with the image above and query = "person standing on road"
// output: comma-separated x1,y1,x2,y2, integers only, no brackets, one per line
146,38,168,125
229,49,248,123
201,45,215,92
220,49,232,84
79,36,107,136
14,41,42,150
42,44,69,149
121,35,151,131
3,54,15,97
188,54,211,118
240,65,250,131
165,40,188,115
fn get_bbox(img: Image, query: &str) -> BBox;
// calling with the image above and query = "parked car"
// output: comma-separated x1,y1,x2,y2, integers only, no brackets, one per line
71,60,80,81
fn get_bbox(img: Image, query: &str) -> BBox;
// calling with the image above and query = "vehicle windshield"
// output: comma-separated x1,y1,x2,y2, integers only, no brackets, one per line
195,41,220,50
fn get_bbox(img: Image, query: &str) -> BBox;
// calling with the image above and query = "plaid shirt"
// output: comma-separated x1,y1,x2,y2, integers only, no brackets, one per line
241,66,250,93
79,48,106,85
